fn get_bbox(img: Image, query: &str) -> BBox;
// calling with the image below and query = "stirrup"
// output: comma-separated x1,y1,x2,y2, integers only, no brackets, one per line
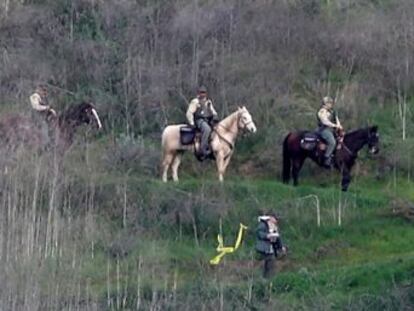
322,157,333,169
195,150,206,162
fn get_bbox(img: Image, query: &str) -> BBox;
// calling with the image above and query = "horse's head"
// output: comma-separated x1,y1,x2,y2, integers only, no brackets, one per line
367,125,379,154
67,102,102,129
237,106,257,133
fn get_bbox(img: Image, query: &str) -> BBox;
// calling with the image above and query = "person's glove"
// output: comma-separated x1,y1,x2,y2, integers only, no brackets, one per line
211,116,220,126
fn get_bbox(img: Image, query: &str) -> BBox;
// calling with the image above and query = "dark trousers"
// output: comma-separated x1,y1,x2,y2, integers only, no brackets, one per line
31,111,50,144
195,119,212,154
258,252,276,278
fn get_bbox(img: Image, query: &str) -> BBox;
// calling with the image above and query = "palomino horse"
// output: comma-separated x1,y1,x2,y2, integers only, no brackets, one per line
161,106,257,182
282,126,379,191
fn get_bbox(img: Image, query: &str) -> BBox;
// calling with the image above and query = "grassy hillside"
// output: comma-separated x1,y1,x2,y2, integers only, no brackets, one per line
92,177,414,311
2,0,414,309
0,143,412,310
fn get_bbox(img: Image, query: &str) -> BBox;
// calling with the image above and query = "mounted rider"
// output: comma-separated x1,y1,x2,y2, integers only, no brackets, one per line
30,85,57,121
317,96,343,168
186,86,219,160
30,85,57,143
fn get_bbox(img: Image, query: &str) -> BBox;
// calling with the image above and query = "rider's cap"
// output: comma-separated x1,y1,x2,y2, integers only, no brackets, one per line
322,96,334,105
198,86,207,93
36,84,47,92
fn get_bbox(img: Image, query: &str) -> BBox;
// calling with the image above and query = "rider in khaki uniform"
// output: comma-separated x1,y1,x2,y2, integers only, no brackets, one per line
30,85,57,143
317,96,342,168
186,86,219,159
30,85,56,118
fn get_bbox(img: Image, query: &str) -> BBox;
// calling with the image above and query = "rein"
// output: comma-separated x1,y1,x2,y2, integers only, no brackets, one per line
340,141,355,157
214,111,250,150
216,123,237,136
214,128,234,150
340,129,373,157
217,111,251,134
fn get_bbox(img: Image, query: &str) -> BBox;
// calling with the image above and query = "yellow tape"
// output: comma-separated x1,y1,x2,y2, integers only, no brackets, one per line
209,223,248,265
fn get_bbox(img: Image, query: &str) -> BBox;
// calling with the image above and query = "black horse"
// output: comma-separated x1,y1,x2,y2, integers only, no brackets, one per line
0,102,102,151
282,126,379,191
52,102,102,148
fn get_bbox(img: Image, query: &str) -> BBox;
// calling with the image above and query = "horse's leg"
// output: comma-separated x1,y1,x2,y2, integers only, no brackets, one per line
217,153,232,182
216,153,225,182
282,135,292,184
292,157,305,186
162,152,174,182
222,154,232,172
341,166,351,191
171,153,182,182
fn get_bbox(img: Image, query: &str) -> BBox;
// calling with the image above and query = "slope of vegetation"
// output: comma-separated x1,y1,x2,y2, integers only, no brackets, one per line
1,0,414,310
0,146,413,310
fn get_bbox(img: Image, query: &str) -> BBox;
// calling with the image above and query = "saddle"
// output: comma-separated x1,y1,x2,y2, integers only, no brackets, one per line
179,126,196,145
300,130,343,152
180,125,215,161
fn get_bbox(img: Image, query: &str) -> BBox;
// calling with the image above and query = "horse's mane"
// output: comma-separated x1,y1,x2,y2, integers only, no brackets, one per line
219,107,249,128
344,126,372,139
60,102,92,122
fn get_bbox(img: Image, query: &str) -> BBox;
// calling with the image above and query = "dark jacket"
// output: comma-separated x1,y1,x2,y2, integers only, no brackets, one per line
255,220,283,255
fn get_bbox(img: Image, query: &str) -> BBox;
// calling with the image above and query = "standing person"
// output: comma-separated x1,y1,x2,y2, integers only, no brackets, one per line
317,96,342,168
255,213,286,279
30,85,57,120
186,86,219,160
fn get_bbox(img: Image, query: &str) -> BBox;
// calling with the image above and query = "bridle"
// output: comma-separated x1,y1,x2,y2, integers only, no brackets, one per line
367,129,379,153
238,110,255,129
214,110,254,150
217,110,253,134
368,129,378,143
340,128,378,157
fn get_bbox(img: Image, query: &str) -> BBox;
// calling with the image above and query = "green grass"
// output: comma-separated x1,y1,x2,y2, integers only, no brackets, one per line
67,173,414,309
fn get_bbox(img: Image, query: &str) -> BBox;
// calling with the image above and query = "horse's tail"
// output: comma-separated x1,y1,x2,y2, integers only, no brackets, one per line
161,125,184,159
161,126,170,160
282,133,291,184
161,127,167,149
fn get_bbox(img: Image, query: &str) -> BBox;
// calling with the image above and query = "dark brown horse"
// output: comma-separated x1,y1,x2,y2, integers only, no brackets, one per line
51,102,102,149
0,102,102,152
282,126,379,191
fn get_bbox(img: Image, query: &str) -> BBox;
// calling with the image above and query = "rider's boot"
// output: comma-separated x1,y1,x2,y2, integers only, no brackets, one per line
322,156,333,169
195,150,205,162
195,145,208,162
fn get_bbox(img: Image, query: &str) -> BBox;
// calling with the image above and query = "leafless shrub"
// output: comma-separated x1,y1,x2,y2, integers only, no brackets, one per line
103,134,159,175
390,199,414,222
